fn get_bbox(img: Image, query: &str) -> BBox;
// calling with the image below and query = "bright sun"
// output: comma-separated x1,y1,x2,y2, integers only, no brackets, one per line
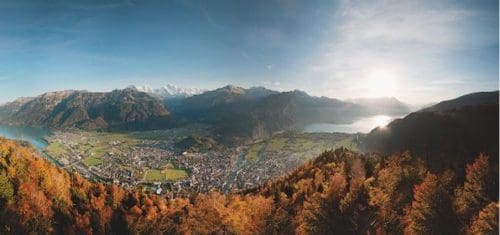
364,68,399,97
371,115,392,129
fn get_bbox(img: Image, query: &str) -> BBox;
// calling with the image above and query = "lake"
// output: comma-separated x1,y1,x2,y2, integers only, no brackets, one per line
0,124,59,165
303,115,399,134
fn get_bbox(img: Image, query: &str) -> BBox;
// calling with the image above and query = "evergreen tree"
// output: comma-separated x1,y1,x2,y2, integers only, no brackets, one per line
404,173,458,234
455,155,493,225
468,202,499,235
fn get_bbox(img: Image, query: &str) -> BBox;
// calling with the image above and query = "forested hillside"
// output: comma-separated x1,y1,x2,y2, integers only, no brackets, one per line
0,138,497,234
362,95,499,183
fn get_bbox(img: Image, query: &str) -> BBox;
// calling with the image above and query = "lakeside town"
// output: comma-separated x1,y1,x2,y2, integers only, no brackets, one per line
44,128,359,197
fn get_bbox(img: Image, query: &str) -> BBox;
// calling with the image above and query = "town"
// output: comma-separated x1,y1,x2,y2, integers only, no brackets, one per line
44,128,359,197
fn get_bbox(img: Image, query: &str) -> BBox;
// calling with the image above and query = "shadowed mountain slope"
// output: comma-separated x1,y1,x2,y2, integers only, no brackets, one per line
420,91,498,112
362,91,499,171
0,89,173,131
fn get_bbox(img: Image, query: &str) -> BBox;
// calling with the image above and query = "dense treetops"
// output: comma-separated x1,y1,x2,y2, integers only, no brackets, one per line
0,137,497,234
363,102,499,174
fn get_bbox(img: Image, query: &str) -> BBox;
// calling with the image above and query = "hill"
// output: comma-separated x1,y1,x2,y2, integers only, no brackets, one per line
174,135,220,153
0,138,497,234
0,89,173,131
420,91,498,112
362,91,499,171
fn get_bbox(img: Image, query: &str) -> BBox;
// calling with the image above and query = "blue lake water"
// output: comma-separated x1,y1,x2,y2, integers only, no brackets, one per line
303,115,399,134
0,124,59,165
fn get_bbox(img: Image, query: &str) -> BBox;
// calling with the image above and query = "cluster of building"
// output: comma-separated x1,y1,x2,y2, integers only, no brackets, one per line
44,129,341,197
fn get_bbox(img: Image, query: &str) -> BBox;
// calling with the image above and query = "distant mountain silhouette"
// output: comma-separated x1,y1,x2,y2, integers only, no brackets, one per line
349,97,411,115
171,86,411,143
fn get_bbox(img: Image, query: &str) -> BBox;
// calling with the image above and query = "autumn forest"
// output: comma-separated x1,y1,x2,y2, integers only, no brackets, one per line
0,137,497,234
0,1,498,234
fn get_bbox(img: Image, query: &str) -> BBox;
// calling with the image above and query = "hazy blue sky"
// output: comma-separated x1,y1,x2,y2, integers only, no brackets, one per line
0,0,497,103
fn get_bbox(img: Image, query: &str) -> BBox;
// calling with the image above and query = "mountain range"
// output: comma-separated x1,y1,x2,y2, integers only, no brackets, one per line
128,84,205,99
0,89,173,130
3,86,492,165
170,85,279,113
0,85,412,142
169,85,411,142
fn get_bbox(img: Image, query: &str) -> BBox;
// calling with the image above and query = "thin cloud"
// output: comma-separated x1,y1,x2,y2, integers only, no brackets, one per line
308,0,497,103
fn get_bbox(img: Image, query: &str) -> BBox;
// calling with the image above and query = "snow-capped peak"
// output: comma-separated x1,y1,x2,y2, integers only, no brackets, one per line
128,84,204,98
128,85,155,94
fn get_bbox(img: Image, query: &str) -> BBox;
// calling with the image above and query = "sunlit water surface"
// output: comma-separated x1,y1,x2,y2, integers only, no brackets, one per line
303,115,398,134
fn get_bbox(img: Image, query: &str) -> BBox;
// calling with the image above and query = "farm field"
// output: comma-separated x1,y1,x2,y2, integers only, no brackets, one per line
245,132,360,162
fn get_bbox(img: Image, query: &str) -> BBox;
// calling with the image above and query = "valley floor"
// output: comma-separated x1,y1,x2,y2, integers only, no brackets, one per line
44,126,360,196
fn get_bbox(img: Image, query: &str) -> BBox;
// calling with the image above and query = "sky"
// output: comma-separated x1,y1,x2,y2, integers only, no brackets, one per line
0,0,498,104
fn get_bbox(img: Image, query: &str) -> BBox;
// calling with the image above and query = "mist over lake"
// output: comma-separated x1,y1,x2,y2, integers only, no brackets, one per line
303,115,399,134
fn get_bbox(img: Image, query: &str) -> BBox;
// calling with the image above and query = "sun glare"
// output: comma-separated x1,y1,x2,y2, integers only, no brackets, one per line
371,115,392,129
364,68,399,97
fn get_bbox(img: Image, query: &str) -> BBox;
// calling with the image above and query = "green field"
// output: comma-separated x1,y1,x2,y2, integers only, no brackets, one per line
165,169,189,180
83,156,102,166
144,164,189,181
129,131,175,141
144,169,164,181
266,137,287,152
246,143,264,161
47,131,140,158
46,130,196,183
89,146,108,158
245,133,359,162
45,142,69,157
